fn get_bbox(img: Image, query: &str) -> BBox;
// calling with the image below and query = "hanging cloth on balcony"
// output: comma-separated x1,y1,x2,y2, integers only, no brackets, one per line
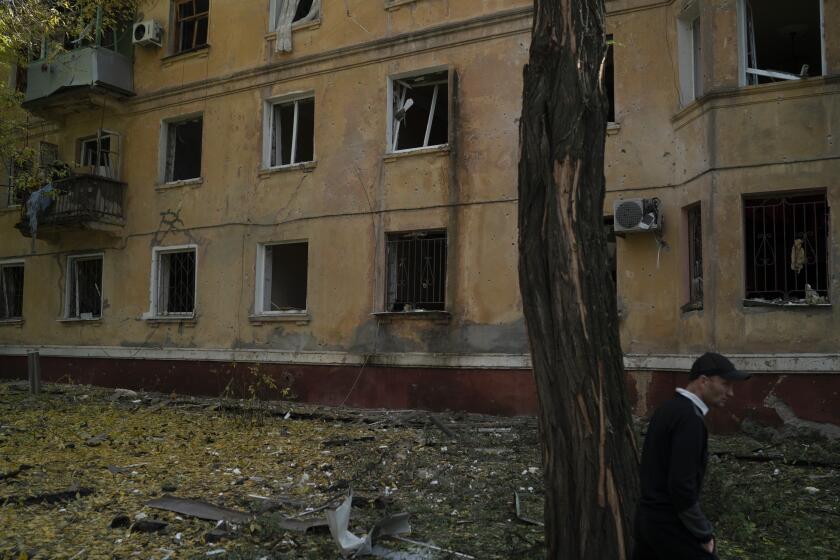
26,183,54,241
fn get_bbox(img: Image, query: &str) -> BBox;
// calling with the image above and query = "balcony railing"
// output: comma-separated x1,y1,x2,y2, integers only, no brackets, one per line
15,174,126,238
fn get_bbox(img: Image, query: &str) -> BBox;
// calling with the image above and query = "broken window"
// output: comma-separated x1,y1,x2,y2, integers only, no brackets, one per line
267,97,315,167
65,255,103,319
155,248,196,315
744,192,829,303
270,0,320,52
391,71,449,152
386,230,447,312
0,262,24,320
78,132,119,180
677,3,702,104
740,0,823,85
258,242,308,313
605,35,615,122
164,117,202,183
686,204,703,309
174,0,209,53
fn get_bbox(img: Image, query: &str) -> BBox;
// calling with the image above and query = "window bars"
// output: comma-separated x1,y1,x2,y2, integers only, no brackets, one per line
744,193,829,301
687,205,703,305
158,250,196,315
386,231,447,312
67,257,102,319
0,264,24,319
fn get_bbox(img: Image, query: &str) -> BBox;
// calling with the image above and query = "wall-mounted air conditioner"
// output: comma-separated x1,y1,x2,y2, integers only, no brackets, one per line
613,198,662,233
132,20,163,47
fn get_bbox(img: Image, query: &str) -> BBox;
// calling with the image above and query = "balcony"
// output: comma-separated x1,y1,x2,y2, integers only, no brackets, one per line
21,9,135,116
15,174,126,239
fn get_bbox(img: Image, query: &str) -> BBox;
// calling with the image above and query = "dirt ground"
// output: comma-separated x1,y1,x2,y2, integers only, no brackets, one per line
1,381,838,560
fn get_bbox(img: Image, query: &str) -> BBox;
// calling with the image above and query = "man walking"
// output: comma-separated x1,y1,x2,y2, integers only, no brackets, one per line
633,352,751,559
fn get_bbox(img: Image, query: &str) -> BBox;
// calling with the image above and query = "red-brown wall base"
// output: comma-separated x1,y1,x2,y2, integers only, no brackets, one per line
2,356,838,433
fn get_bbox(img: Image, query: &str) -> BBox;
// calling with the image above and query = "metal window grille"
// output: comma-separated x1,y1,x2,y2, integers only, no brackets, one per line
158,250,196,315
68,257,102,318
386,231,447,312
1,265,24,319
687,205,703,305
744,193,829,301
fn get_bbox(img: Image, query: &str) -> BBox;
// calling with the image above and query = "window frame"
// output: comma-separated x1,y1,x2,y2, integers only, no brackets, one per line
677,1,701,106
159,113,204,185
76,130,120,180
261,92,316,170
64,253,104,320
172,0,210,55
741,190,830,304
386,66,452,154
383,229,448,313
148,244,198,319
268,0,321,32
254,240,310,316
0,259,25,321
683,202,703,311
736,0,826,87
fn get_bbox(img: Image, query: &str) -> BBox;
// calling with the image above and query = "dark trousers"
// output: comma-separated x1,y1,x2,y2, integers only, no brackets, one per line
633,507,719,560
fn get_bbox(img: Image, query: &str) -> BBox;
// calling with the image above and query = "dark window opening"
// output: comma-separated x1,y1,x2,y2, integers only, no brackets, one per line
744,0,822,84
166,118,203,182
386,230,447,312
67,257,102,319
263,242,308,312
392,72,449,151
604,216,617,292
687,204,703,308
605,35,615,123
270,97,314,167
175,0,209,53
1,264,24,320
158,250,196,315
14,63,27,94
293,0,315,22
744,192,829,302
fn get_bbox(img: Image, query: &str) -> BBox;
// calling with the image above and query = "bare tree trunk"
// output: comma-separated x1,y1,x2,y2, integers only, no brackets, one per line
517,2,640,559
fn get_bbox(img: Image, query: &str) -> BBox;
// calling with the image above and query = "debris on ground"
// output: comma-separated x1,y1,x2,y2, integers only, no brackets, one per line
1,381,839,559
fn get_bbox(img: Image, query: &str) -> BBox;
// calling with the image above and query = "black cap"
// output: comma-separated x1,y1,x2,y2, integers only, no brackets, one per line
689,352,751,381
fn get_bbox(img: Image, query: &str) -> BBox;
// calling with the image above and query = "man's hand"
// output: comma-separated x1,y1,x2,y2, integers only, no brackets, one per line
701,537,715,554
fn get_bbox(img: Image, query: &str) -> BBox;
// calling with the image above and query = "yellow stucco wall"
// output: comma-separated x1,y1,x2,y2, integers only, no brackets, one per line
1,0,838,364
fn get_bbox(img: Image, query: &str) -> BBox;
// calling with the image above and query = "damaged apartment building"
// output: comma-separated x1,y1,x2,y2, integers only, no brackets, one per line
1,0,839,432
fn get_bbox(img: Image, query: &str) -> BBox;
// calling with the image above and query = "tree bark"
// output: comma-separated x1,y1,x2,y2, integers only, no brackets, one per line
517,2,640,559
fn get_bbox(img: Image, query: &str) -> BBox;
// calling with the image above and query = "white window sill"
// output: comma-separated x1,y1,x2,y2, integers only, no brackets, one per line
0,318,24,327
258,161,317,177
144,315,197,326
156,177,203,191
606,122,621,135
249,312,310,325
58,317,102,324
383,144,450,162
265,19,322,39
372,310,450,323
743,299,831,309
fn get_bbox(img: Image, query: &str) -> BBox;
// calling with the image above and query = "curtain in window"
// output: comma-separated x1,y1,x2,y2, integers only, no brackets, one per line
274,0,320,53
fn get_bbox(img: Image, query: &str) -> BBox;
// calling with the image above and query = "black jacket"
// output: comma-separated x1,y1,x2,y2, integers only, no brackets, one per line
638,393,714,543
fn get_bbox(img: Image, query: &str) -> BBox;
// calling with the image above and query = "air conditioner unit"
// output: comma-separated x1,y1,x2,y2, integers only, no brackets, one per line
132,20,163,47
613,198,662,233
